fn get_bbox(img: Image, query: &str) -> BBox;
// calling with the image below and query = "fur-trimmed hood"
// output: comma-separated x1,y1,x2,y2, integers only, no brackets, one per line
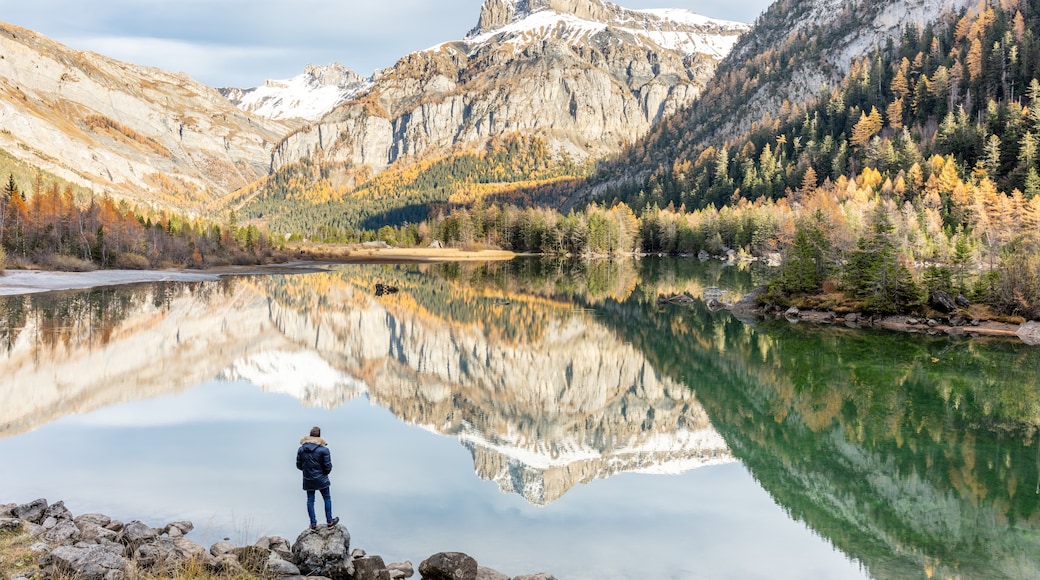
299,436,327,446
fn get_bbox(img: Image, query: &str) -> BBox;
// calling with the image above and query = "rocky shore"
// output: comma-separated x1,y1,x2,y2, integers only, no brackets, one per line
0,499,554,580
715,288,1040,345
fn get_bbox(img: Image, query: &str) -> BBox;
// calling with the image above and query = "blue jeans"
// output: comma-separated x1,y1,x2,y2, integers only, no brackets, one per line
306,487,333,526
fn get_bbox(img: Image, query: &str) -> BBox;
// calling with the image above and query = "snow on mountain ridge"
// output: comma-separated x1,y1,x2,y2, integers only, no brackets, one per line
221,63,370,122
466,0,747,56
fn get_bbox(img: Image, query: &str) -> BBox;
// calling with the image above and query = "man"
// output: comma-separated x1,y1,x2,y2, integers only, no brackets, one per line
296,426,340,530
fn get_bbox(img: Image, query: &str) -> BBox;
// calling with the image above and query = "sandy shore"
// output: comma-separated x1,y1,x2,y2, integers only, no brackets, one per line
0,248,516,296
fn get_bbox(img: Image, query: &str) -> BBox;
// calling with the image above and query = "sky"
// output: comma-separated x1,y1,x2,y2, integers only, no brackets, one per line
0,0,773,88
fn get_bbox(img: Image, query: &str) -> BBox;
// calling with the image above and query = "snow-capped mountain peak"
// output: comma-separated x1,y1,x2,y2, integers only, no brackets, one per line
468,0,748,56
220,63,370,122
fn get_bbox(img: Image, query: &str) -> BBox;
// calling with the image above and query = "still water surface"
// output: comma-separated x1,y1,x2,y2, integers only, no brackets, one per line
0,258,1037,579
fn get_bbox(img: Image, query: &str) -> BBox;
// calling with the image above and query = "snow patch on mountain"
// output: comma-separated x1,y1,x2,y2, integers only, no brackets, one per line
221,63,370,122
464,0,747,57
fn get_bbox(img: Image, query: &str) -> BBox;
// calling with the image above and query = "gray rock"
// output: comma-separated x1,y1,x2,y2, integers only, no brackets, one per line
116,520,157,555
955,294,972,308
210,540,235,557
256,534,293,559
729,287,766,313
291,524,351,577
514,575,558,580
0,517,23,533
42,501,73,522
12,499,47,524
784,306,800,318
388,560,414,579
1018,321,1040,346
930,291,957,313
26,522,46,537
418,552,478,580
163,520,194,536
105,520,124,532
78,523,119,543
75,514,112,528
42,519,81,545
476,566,510,580
40,544,129,580
0,503,15,517
353,555,391,580
352,548,368,559
266,553,302,577
28,542,52,555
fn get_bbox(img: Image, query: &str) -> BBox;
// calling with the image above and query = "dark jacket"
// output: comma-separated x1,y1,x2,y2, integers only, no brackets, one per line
296,436,332,491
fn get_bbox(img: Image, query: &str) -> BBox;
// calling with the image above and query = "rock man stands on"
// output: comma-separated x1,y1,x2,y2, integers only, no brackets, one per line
296,426,339,529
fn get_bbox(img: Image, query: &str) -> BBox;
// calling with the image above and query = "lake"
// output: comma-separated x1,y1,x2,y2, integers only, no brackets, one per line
1,258,1037,579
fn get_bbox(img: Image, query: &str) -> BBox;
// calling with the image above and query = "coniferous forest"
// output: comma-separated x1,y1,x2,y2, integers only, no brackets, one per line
0,172,277,273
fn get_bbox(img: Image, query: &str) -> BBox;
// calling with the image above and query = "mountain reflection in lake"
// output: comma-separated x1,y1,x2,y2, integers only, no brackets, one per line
1,258,1037,579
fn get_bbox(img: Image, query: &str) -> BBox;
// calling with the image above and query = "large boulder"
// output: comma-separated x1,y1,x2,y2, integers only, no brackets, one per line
418,552,478,580
291,525,352,578
12,499,47,524
40,545,129,580
0,503,16,517
930,291,957,313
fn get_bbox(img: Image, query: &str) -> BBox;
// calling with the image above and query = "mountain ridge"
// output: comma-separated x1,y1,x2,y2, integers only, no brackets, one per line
267,0,747,178
0,21,288,211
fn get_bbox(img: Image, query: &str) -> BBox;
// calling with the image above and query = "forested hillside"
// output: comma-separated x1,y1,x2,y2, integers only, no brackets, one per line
238,135,589,237
0,172,277,272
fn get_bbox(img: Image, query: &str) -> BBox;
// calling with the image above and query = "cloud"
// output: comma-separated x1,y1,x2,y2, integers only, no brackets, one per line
0,0,771,87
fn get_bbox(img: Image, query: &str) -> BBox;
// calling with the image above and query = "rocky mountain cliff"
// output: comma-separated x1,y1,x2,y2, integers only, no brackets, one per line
270,0,747,177
220,63,370,123
0,23,289,211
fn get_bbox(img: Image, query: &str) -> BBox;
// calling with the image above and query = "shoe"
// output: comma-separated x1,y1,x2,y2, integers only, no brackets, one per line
327,517,340,527
310,524,317,530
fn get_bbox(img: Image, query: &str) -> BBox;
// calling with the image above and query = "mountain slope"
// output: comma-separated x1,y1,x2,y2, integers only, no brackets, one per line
270,0,748,178
0,22,289,211
574,0,979,203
